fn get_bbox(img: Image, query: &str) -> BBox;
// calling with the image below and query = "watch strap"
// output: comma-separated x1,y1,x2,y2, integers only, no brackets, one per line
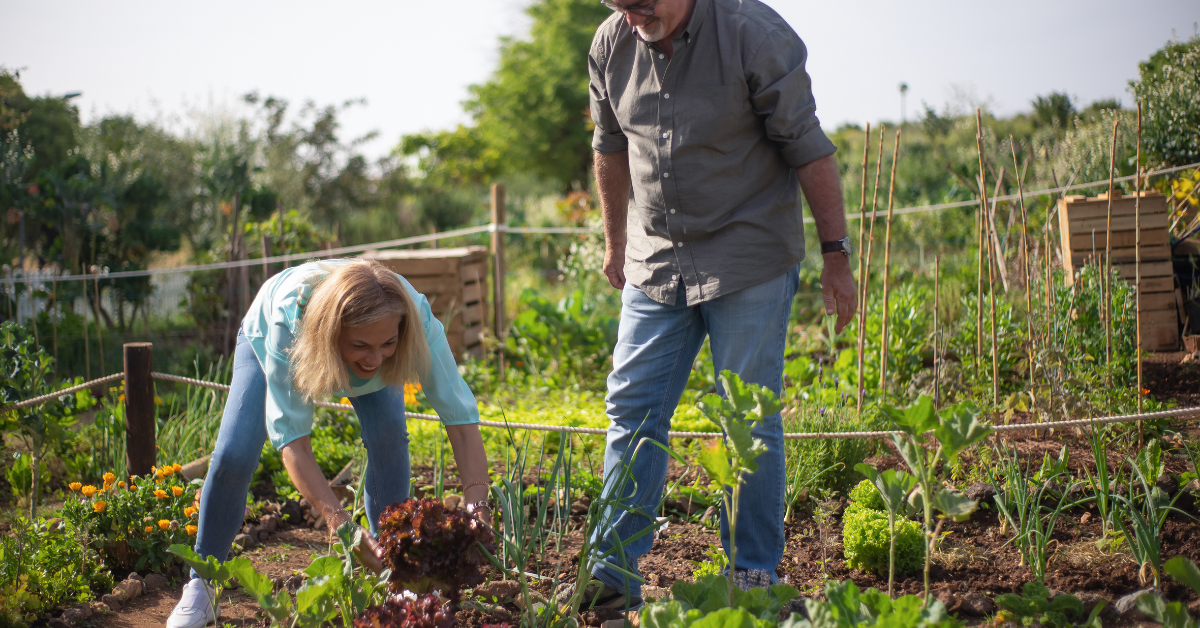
820,238,850,255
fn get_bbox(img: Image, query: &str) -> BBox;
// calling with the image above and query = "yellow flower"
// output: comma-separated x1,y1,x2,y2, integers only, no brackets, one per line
403,381,422,405
81,485,97,498
186,525,198,535
144,526,154,533
118,481,126,488
172,463,182,473
154,396,162,405
103,472,116,485
128,484,137,491
172,486,184,497
117,394,125,402
184,506,197,518
93,501,107,513
339,397,351,405
69,482,82,491
157,520,170,530
155,477,164,485
162,466,175,477
154,489,168,499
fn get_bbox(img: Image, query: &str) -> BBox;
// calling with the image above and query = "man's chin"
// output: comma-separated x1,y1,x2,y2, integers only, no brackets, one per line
636,22,667,42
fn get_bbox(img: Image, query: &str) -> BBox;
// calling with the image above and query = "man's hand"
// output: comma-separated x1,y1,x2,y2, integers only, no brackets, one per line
821,253,858,333
603,240,627,289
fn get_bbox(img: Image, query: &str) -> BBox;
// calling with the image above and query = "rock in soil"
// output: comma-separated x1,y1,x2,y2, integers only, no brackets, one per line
100,594,123,611
144,573,169,591
582,607,622,626
702,506,719,523
48,618,68,628
261,514,280,532
965,482,997,504
280,499,303,524
959,592,994,616
783,598,809,621
1114,587,1160,620
571,501,590,516
1077,592,1109,617
234,533,255,549
475,579,521,600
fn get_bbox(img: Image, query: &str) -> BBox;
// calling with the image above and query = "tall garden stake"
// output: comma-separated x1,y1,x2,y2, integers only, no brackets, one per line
1104,117,1119,370
987,194,1000,407
92,267,106,377
933,254,941,409
1135,102,1144,441
855,123,871,411
1010,137,1034,386
975,109,992,395
858,124,885,411
878,129,902,397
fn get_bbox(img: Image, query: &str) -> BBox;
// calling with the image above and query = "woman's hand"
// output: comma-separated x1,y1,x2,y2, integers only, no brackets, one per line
446,424,494,526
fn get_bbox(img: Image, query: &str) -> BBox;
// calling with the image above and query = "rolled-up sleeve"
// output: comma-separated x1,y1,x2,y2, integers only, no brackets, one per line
410,288,479,426
590,36,628,155
747,29,836,168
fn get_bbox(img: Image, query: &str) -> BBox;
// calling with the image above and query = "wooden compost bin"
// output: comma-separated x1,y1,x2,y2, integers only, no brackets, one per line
1057,190,1179,351
362,247,488,362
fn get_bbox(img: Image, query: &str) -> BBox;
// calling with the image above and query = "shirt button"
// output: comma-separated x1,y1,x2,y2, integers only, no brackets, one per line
676,242,683,247
670,208,676,214
663,93,670,99
663,172,670,178
672,274,679,281
658,53,665,59
662,132,669,139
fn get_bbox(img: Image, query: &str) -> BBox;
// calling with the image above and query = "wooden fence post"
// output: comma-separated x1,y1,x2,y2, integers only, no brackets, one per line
491,183,506,378
124,342,156,477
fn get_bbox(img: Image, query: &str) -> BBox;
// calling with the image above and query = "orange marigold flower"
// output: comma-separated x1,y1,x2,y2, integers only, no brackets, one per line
69,482,82,491
103,472,116,485
186,525,198,535
155,477,164,485
172,463,183,473
184,506,197,518
128,484,137,491
93,501,107,513
154,489,168,499
118,481,126,488
157,520,170,530
172,486,184,497
144,526,154,533
81,485,97,498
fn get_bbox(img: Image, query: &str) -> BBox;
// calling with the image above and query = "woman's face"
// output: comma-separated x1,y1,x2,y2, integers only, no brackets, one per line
337,315,401,379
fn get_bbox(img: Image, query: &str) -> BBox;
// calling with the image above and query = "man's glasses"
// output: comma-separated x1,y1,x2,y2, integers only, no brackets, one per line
601,0,659,17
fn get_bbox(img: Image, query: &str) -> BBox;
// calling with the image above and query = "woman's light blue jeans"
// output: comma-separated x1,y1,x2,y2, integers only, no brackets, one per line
193,331,411,568
591,267,799,596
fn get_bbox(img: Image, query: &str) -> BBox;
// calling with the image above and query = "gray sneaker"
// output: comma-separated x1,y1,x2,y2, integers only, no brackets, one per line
556,580,644,611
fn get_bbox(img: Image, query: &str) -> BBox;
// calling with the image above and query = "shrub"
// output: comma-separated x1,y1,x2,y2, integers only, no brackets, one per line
352,594,454,628
847,479,886,513
60,464,198,573
842,508,924,576
375,498,497,601
0,518,114,627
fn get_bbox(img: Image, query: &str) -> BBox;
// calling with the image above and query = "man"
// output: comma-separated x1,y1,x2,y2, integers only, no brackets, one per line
582,0,857,609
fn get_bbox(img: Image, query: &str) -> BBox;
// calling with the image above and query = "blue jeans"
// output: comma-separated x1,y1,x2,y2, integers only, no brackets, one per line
591,267,799,596
193,331,411,568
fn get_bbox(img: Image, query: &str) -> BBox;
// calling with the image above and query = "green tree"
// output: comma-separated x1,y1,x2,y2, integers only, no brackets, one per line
1129,36,1200,167
402,0,611,189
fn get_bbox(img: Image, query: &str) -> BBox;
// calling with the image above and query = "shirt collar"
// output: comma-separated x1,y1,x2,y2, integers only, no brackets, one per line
636,0,708,48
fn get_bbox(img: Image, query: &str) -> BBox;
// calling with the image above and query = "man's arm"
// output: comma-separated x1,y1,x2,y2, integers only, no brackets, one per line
796,154,858,332
595,151,632,290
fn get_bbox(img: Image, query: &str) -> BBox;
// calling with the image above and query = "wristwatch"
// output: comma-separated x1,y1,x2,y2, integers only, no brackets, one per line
820,237,852,257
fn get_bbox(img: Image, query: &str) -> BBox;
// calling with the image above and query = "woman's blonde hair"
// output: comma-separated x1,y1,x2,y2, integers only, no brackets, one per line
290,259,430,401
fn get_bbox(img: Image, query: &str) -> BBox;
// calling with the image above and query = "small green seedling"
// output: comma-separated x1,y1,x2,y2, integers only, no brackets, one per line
995,581,1103,628
854,463,918,597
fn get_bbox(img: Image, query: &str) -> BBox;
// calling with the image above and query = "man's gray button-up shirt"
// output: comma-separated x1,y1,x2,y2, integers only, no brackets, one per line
589,0,836,306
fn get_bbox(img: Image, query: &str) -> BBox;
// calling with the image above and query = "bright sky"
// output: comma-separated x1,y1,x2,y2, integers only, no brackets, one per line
2,0,1198,162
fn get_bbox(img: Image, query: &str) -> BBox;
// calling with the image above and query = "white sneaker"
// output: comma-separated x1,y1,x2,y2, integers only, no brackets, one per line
166,578,217,628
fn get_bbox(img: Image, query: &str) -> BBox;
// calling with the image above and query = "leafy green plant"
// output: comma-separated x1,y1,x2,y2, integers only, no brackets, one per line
641,574,800,628
988,442,1089,582
0,516,114,628
376,498,497,603
1137,556,1200,628
1113,442,1193,587
847,480,886,513
994,582,1103,628
853,464,919,597
1082,425,1119,538
842,508,924,578
696,370,781,602
881,396,991,603
690,544,728,579
787,579,962,628
0,321,97,518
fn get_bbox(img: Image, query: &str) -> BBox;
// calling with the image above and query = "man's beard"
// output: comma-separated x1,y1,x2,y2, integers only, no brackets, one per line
636,18,667,42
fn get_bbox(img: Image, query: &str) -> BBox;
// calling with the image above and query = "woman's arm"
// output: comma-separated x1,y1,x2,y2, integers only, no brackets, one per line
281,436,384,573
446,423,492,521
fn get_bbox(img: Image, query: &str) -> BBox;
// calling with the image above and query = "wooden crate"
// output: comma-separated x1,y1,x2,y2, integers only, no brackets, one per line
362,247,489,362
1057,191,1179,351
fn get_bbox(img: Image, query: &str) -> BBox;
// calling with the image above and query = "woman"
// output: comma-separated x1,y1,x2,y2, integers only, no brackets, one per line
168,259,492,628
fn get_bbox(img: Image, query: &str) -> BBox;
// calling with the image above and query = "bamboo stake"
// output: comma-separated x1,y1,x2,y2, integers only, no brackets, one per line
1104,117,1119,369
975,109,987,379
51,275,58,362
855,123,871,412
858,124,886,412
933,254,941,409
879,129,902,397
82,290,91,381
1010,137,1034,386
987,189,1000,407
1135,102,1144,442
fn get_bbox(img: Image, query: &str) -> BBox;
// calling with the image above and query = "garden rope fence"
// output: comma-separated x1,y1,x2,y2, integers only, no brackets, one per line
5,371,1200,441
